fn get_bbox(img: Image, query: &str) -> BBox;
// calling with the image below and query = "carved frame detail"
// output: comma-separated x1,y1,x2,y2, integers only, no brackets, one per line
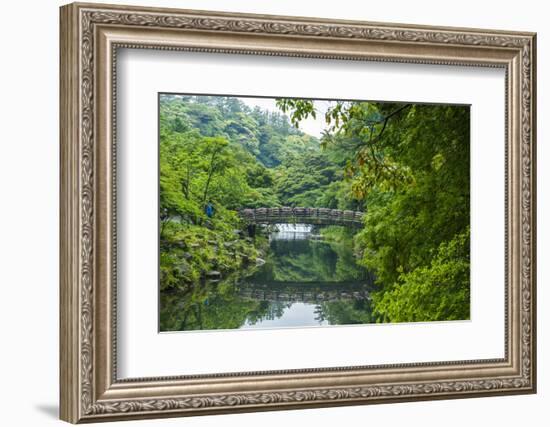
60,2,536,423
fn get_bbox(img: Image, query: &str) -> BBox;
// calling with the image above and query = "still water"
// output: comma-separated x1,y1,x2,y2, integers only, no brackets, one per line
160,224,375,332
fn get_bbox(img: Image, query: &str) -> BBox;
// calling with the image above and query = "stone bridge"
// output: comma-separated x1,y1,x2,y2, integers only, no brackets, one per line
239,207,365,227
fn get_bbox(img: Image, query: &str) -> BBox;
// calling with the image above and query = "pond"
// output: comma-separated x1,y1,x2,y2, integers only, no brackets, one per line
160,224,376,332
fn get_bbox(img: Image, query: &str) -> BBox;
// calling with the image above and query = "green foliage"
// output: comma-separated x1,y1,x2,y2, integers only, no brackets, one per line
316,299,376,325
160,94,471,327
159,96,283,291
277,98,317,127
371,229,470,322
352,104,470,286
273,147,361,210
280,99,471,321
159,214,266,292
160,272,273,331
161,95,319,167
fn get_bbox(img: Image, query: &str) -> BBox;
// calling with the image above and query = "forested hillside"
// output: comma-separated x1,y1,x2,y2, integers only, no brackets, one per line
160,94,470,326
159,95,355,293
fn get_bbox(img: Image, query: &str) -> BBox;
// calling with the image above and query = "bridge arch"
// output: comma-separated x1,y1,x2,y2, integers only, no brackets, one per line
239,207,365,227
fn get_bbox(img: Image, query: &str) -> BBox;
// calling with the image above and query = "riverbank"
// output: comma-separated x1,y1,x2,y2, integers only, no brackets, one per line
160,214,268,291
161,222,375,331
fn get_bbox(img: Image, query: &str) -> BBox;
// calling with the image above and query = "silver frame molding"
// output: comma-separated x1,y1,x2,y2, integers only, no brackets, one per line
60,2,537,423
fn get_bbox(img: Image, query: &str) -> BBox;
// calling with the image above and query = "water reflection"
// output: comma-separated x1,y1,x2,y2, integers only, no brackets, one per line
242,303,328,328
160,224,376,332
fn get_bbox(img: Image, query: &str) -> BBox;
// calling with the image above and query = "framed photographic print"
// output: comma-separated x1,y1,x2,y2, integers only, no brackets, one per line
60,2,537,423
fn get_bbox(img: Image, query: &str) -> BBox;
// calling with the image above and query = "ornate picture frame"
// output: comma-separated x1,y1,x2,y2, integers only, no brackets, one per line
60,2,536,423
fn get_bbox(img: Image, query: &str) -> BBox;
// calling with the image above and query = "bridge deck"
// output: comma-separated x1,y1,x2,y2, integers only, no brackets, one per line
239,207,365,226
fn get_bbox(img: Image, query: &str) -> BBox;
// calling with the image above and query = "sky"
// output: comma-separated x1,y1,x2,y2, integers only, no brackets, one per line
240,96,332,139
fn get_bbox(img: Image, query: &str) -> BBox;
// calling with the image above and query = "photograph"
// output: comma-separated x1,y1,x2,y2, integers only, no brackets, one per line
158,94,471,332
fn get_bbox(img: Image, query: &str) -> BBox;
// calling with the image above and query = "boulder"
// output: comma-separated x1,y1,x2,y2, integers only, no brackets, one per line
205,270,221,278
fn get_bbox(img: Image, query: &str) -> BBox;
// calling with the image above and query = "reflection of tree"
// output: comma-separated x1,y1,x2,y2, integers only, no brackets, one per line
160,225,377,331
161,271,377,330
314,305,326,323
255,234,367,283
245,302,290,325
160,273,299,331
316,299,376,325
160,275,270,331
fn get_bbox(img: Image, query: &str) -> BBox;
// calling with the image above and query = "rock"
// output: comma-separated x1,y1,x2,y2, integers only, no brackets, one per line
255,258,266,266
176,262,189,274
205,270,221,278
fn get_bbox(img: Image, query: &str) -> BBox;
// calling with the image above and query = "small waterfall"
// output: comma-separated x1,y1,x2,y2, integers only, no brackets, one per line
277,223,313,233
271,223,314,240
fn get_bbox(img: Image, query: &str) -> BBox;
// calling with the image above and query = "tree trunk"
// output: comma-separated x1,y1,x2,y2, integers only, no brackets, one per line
202,150,218,205
182,164,191,199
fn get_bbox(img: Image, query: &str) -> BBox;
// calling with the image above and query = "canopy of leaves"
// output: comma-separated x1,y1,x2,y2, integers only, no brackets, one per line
279,98,471,322
371,228,470,322
161,95,319,167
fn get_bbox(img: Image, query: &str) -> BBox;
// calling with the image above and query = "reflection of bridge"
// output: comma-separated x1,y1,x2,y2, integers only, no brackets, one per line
237,281,371,304
239,207,365,227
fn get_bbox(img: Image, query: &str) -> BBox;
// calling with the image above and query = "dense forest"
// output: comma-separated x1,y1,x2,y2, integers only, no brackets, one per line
159,94,470,329
159,95,321,289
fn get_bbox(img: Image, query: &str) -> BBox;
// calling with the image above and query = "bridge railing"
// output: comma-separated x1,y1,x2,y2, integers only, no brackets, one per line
239,207,364,225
